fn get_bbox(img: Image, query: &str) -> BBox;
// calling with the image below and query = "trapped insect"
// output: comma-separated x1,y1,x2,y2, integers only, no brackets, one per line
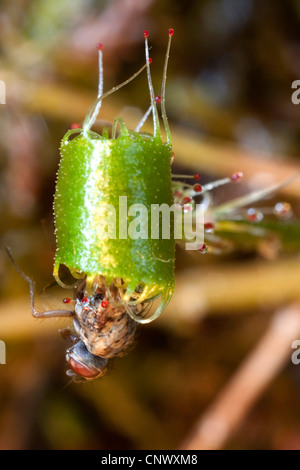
8,29,294,382
9,29,177,381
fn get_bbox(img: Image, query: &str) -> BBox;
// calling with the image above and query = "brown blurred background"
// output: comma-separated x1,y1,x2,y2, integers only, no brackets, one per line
1,0,300,450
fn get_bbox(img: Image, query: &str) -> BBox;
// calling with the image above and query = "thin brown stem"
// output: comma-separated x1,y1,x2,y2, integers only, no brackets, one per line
180,302,300,450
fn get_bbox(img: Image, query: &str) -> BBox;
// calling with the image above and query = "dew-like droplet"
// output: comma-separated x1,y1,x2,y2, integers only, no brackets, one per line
63,298,72,304
204,223,215,233
183,204,193,213
143,30,149,38
231,171,243,182
194,173,201,180
155,95,162,103
247,208,263,222
168,28,175,37
194,184,202,193
96,42,103,50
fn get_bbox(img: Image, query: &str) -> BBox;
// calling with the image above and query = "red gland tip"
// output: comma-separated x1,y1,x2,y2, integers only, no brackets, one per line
204,222,215,232
183,196,192,204
247,208,263,223
194,173,201,180
198,243,208,253
155,95,162,103
96,42,103,51
143,30,149,38
168,28,175,37
231,171,243,182
70,123,81,129
148,57,152,64
193,184,202,193
81,296,88,303
63,298,72,304
101,300,109,308
274,202,291,217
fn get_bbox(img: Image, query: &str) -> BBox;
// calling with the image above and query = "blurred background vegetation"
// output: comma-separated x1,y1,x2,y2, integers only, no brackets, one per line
1,0,300,450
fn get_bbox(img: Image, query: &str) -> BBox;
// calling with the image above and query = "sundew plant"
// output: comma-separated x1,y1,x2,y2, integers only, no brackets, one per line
8,29,299,382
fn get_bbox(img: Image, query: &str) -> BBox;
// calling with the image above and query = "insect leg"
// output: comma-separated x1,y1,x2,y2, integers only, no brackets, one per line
5,247,73,319
59,328,78,343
